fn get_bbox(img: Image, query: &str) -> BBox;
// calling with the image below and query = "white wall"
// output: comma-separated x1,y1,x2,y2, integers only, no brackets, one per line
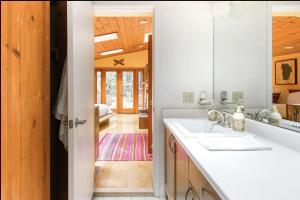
153,3,214,196
213,2,269,108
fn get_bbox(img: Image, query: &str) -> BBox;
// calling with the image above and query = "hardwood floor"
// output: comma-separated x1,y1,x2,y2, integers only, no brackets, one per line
94,161,152,190
99,114,147,135
95,114,152,193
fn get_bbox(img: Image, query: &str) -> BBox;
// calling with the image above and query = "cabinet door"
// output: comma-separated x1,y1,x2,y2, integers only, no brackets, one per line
189,159,221,200
175,141,189,200
165,128,176,200
186,185,200,200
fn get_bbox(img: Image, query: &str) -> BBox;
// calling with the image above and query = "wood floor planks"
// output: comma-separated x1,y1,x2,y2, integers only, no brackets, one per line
95,114,152,192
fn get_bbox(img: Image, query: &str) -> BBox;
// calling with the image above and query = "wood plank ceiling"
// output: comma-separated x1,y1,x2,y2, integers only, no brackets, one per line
273,16,300,57
94,17,152,59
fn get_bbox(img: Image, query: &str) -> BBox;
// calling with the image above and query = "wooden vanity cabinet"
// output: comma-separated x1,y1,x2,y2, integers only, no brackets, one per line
189,160,221,200
165,128,176,200
165,127,221,200
175,140,189,200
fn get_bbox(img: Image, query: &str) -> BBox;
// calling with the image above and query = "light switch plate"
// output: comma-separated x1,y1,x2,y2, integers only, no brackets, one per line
183,92,195,103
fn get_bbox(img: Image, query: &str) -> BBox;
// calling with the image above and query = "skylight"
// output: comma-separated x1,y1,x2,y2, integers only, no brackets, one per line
100,49,124,56
94,32,118,43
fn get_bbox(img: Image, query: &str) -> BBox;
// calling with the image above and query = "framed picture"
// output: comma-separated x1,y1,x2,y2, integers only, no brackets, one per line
275,59,297,85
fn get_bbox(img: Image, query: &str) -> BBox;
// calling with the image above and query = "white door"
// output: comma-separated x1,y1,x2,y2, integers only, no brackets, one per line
67,1,94,200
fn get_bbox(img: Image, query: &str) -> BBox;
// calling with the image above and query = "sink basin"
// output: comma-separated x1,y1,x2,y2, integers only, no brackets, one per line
169,118,243,138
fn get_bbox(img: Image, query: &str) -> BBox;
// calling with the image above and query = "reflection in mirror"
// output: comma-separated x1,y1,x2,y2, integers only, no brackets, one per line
270,4,300,131
213,2,300,132
213,2,268,109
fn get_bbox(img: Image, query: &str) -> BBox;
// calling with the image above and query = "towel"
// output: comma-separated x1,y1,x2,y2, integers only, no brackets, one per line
54,57,68,150
198,135,272,151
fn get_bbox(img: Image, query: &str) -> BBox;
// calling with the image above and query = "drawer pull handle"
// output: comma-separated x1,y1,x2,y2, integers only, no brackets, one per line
168,135,172,150
185,187,193,200
170,135,176,153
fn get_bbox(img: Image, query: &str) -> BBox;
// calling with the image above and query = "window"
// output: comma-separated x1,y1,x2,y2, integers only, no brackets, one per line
122,71,134,109
96,71,101,104
138,71,143,109
106,71,117,109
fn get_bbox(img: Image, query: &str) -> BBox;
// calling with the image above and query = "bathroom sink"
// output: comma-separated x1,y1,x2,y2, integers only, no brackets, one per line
169,118,242,138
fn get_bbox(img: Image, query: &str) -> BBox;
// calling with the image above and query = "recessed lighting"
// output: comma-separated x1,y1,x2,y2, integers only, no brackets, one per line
144,33,152,43
94,32,118,43
100,49,123,56
284,46,294,49
139,20,147,25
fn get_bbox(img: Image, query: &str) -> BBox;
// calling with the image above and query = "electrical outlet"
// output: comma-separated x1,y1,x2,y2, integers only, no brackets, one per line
183,92,195,103
232,91,244,103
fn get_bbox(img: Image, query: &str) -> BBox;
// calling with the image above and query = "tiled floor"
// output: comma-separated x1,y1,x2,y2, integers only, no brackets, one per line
93,196,166,200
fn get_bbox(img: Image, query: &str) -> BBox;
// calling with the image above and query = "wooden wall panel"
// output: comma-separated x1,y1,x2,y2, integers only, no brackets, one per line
1,2,50,200
1,2,22,200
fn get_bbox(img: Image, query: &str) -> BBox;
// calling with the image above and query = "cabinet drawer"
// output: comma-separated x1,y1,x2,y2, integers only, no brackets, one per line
189,159,220,200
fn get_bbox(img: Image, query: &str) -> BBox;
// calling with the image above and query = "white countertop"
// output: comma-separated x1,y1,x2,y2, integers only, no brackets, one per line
163,118,300,200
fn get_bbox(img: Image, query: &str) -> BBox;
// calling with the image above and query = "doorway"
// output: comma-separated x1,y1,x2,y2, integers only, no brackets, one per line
93,14,153,195
96,69,144,113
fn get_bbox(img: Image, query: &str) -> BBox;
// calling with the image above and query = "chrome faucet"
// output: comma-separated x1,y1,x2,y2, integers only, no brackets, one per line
255,109,271,122
208,109,228,127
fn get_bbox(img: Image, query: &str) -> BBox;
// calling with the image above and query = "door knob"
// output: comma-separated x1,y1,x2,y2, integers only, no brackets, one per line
75,118,87,127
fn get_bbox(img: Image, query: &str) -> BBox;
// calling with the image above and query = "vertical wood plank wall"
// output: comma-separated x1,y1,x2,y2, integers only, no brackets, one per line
1,2,50,200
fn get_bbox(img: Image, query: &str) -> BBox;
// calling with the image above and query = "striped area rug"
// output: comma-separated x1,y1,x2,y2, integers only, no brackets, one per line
97,133,152,161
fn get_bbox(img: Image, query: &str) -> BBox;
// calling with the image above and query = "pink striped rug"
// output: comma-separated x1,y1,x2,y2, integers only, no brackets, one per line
97,133,152,161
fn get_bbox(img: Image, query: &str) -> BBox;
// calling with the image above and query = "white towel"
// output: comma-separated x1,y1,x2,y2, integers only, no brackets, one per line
198,135,272,151
54,57,68,150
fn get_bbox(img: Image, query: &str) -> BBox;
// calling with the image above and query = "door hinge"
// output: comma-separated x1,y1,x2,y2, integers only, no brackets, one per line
69,120,73,129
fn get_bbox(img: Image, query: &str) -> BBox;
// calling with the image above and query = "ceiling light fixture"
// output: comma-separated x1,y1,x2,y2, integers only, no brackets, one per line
144,33,152,43
284,46,294,49
94,32,118,43
100,49,124,56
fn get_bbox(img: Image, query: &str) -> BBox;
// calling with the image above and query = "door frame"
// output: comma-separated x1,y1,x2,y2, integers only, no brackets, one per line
93,4,160,196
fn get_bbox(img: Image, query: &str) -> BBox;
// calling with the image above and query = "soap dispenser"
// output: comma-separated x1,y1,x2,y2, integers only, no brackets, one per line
269,105,282,126
232,106,245,131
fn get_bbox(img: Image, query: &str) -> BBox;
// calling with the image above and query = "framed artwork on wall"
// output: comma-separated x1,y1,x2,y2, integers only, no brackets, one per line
275,59,297,85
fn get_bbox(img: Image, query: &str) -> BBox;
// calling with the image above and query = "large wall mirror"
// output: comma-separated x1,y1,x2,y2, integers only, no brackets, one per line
213,1,300,132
